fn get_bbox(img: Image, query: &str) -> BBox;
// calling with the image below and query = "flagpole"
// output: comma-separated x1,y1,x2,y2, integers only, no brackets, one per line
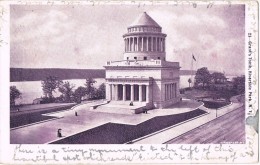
191,54,193,87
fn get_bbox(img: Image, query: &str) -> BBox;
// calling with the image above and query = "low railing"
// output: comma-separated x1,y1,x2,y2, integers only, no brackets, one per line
106,60,179,67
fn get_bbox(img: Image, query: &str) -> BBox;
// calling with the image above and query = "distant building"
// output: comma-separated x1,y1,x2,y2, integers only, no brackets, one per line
33,98,43,104
104,12,180,108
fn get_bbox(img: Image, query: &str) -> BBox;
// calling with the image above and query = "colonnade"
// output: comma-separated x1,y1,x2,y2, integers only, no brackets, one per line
108,84,149,102
165,83,177,101
124,36,165,52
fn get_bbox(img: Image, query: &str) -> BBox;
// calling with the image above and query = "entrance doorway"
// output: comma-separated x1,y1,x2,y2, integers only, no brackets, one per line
125,85,131,100
134,85,139,101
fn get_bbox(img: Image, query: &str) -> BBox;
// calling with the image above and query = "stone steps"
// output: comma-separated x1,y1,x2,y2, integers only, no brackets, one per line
109,100,147,106
90,105,135,115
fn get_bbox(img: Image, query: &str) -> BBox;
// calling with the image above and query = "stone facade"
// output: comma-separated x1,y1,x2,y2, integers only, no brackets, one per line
104,12,180,109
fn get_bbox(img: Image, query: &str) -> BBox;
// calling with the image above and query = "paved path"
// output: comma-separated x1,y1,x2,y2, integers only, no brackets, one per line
133,96,244,144
166,105,245,144
10,99,201,144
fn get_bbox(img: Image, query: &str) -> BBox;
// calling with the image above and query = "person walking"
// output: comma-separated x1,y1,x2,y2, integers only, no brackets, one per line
57,129,62,138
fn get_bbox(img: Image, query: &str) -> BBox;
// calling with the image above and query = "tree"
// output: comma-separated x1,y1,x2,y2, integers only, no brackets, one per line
85,78,96,99
58,81,75,103
41,76,63,98
10,86,21,106
73,86,87,103
232,76,245,94
188,78,192,88
94,83,106,99
195,67,212,88
211,72,226,84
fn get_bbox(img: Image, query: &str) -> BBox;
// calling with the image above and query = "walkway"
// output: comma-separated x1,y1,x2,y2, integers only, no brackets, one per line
133,96,244,144
10,99,201,144
166,106,245,144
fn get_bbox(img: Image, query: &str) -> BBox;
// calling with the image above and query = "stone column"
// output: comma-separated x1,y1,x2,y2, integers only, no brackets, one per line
109,84,112,100
161,38,163,52
125,39,127,52
146,85,149,102
123,84,126,101
131,85,134,102
139,85,142,102
173,84,175,98
175,83,177,97
169,84,171,99
165,84,167,100
124,39,126,52
141,37,144,51
168,84,170,100
131,37,134,52
134,37,136,51
158,38,161,52
151,37,153,52
156,37,160,52
128,38,130,52
164,38,166,52
129,38,131,52
126,38,127,52
155,37,157,52
111,84,114,100
114,84,118,101
170,84,172,99
146,37,149,51
137,37,139,51
133,37,135,52
160,38,162,52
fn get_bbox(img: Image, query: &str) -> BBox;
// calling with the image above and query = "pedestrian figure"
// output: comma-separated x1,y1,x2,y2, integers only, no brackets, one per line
145,110,148,114
75,111,78,116
57,129,62,138
17,108,19,112
129,101,133,106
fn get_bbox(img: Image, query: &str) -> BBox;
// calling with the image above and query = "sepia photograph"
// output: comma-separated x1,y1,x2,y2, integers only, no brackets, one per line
0,0,258,164
9,3,246,145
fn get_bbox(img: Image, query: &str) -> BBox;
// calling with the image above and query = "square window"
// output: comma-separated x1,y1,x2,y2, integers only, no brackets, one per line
144,57,147,60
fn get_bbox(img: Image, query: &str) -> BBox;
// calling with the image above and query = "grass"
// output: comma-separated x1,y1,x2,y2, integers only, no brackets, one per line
182,88,218,99
10,103,75,111
10,104,75,128
51,109,206,144
202,100,230,109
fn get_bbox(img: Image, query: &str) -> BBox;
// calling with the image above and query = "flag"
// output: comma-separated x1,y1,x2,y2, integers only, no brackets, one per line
192,54,196,61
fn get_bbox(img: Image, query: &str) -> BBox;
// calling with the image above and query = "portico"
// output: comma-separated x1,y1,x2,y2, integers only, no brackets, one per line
106,78,152,103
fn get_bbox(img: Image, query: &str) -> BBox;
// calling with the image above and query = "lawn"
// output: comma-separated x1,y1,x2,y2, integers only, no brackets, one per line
10,103,75,111
10,104,75,128
51,109,206,144
202,100,230,109
182,88,218,99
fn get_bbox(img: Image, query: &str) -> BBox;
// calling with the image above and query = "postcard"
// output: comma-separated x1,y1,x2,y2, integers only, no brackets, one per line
0,0,258,164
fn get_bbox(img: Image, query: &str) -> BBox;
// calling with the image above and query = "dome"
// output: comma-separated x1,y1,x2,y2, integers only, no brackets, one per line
129,12,161,28
123,12,166,61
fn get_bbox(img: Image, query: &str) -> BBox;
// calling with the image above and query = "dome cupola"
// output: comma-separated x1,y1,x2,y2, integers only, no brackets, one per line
123,12,167,61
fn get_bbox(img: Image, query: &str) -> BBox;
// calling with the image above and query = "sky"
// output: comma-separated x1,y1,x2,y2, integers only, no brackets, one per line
10,4,245,75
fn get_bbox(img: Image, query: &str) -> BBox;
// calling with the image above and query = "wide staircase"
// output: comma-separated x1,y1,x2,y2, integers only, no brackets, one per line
89,101,148,115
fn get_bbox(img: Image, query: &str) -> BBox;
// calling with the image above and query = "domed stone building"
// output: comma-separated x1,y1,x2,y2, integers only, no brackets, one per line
104,12,180,110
